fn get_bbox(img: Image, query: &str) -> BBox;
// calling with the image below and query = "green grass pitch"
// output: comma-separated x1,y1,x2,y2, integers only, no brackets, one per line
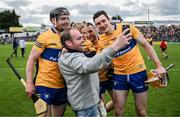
0,42,179,116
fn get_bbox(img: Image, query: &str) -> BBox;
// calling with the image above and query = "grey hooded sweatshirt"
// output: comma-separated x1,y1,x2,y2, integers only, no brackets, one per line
58,48,115,110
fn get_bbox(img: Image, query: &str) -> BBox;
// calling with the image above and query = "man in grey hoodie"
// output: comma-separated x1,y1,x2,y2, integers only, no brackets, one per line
58,27,131,117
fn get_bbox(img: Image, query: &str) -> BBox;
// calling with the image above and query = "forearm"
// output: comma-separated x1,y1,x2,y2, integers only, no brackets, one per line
25,56,36,96
73,48,115,73
143,43,163,68
26,57,35,84
88,48,114,69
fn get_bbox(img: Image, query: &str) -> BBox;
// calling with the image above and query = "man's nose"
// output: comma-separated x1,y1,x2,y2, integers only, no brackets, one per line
64,19,70,23
99,22,104,27
86,33,90,37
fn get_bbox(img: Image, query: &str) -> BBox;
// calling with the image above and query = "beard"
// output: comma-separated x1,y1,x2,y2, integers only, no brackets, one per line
58,28,65,32
57,25,70,32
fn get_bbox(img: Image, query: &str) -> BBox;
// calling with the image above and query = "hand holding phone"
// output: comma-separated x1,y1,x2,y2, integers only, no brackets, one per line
122,25,130,35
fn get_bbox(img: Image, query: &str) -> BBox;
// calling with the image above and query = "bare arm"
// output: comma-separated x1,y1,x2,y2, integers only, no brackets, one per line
26,48,42,96
136,33,166,78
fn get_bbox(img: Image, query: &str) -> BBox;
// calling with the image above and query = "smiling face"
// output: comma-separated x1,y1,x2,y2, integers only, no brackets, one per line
51,14,70,31
86,25,96,42
94,14,112,34
69,29,85,51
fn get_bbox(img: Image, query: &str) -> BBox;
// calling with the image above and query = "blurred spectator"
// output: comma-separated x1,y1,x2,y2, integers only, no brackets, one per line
160,39,168,59
145,34,153,60
11,37,19,57
1,35,9,44
18,38,26,57
0,36,3,44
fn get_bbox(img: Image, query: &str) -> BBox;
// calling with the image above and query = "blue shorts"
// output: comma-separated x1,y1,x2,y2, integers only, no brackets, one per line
35,86,67,105
100,79,113,95
113,70,148,93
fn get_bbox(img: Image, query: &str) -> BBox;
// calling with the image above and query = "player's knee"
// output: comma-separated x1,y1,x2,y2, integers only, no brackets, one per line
115,108,124,116
114,103,124,115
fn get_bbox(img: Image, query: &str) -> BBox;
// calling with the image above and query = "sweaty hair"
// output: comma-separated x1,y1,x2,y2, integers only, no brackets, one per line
93,10,109,22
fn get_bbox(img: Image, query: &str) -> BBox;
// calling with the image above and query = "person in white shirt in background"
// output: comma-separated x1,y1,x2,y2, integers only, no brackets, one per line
18,38,26,57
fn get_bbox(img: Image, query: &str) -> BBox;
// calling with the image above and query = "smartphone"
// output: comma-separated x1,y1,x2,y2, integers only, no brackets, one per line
122,25,130,35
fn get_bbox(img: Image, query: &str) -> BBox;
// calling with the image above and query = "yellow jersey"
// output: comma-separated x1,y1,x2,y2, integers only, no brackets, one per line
92,39,99,51
83,39,96,52
33,28,65,88
98,23,146,75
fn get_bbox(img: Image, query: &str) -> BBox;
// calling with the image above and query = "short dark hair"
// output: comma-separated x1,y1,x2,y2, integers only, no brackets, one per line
93,10,109,22
61,28,72,49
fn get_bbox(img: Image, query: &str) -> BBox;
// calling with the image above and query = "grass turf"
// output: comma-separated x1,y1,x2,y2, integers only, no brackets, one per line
0,42,179,116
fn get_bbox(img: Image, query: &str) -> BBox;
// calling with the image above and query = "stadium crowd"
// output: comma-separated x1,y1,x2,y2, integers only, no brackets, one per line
138,25,180,42
1,24,180,44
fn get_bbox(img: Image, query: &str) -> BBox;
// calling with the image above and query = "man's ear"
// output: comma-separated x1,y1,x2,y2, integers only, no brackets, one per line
51,18,56,26
65,40,72,48
107,16,110,20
